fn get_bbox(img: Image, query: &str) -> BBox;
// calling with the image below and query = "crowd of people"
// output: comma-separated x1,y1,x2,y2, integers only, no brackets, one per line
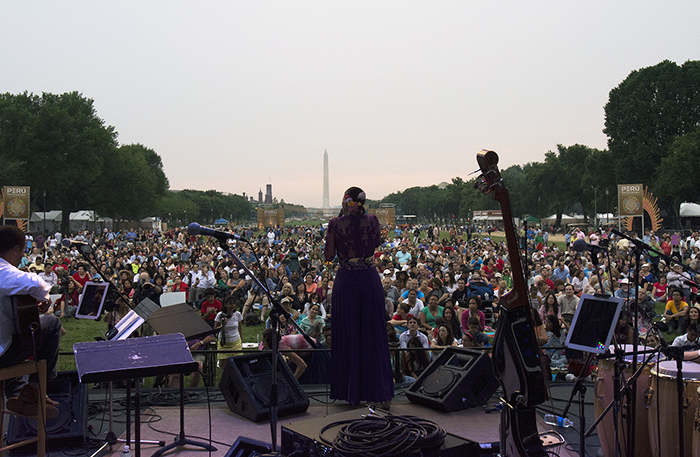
14,221,700,384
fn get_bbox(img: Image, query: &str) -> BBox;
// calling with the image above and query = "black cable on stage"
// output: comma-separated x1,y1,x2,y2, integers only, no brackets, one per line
318,411,446,456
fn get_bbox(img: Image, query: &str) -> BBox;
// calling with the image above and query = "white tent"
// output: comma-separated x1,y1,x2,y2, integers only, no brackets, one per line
541,213,586,225
680,202,700,217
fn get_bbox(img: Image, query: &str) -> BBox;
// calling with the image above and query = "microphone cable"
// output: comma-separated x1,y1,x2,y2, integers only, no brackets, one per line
318,409,446,456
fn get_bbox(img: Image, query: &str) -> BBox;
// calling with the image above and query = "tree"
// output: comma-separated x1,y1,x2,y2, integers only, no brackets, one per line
604,60,700,187
655,126,700,219
0,92,118,233
94,144,168,221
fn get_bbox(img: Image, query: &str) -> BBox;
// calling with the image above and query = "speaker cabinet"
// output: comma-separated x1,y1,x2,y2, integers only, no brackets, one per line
406,347,499,412
7,371,87,451
219,352,309,422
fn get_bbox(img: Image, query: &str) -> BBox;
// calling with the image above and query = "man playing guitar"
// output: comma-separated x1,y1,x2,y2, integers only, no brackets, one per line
0,225,61,418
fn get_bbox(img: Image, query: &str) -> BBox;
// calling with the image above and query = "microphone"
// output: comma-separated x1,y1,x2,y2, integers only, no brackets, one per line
572,239,607,254
62,238,89,248
188,222,242,241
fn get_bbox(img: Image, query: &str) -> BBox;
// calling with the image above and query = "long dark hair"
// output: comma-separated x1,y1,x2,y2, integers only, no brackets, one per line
435,324,455,346
543,291,559,315
545,314,561,338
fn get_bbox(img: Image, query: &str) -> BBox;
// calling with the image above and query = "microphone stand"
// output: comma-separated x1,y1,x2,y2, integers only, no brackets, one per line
214,235,317,455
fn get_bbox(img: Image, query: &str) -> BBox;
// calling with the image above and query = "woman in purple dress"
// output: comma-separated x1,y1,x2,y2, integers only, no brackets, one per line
324,187,394,406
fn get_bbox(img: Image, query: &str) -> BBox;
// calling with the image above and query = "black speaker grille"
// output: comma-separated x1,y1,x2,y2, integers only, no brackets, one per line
420,368,458,397
252,377,292,405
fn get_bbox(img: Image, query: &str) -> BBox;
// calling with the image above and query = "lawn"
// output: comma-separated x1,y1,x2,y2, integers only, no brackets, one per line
57,314,267,385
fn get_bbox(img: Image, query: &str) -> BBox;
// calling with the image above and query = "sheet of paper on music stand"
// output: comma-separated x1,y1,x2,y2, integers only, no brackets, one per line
109,298,160,340
75,281,109,320
565,294,624,354
160,292,186,307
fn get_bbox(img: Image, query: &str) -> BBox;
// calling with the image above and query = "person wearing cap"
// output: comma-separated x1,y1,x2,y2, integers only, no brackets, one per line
639,263,654,290
614,277,635,301
667,263,692,302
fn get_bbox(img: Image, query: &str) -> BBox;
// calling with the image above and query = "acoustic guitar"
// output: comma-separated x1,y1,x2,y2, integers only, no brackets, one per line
474,150,547,456
13,294,43,351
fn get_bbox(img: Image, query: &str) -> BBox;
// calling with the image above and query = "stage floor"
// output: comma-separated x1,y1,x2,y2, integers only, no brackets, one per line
97,385,582,457
3,382,596,456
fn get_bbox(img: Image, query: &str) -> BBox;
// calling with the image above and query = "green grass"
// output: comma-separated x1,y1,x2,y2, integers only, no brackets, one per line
57,313,267,386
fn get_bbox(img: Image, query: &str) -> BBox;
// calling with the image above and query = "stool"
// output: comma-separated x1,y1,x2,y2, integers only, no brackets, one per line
0,360,47,457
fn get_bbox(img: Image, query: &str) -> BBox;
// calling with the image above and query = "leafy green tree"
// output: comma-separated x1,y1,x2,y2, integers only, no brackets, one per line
604,60,700,187
0,91,118,233
655,126,700,218
94,144,168,221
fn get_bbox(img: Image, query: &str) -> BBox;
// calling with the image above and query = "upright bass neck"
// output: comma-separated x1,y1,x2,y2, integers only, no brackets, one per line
475,150,528,310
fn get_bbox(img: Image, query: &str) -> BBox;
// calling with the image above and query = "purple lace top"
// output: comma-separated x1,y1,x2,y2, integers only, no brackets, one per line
324,214,381,263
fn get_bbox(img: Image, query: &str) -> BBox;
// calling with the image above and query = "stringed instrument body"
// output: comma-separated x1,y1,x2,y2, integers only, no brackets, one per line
14,294,43,351
474,150,547,456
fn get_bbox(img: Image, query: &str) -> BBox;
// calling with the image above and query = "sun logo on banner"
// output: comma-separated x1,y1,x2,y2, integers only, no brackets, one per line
624,186,663,232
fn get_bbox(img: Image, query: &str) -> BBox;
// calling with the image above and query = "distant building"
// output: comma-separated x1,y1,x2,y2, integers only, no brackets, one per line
265,184,273,204
258,189,263,203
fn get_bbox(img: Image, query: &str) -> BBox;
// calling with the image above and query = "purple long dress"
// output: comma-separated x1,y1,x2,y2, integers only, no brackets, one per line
324,213,394,403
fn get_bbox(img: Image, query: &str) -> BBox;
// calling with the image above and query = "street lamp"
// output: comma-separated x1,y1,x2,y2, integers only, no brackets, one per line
592,186,599,229
605,189,610,225
184,210,187,224
42,190,47,236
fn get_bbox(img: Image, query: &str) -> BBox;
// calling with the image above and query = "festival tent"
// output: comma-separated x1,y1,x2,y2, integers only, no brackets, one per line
214,218,229,225
28,210,62,233
680,202,700,217
540,213,586,225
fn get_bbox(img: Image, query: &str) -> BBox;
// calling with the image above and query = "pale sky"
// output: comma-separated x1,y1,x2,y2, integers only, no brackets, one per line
3,2,699,208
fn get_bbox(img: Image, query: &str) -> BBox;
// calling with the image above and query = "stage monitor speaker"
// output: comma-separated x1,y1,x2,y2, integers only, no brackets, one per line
219,352,309,422
406,347,499,412
224,436,273,457
7,371,87,452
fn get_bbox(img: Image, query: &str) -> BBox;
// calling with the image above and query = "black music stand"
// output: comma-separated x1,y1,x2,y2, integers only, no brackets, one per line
74,334,201,457
146,304,218,457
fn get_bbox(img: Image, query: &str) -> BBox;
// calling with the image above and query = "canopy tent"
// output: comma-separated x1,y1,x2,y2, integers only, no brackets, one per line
680,202,700,217
524,215,540,223
541,213,586,225
214,218,229,225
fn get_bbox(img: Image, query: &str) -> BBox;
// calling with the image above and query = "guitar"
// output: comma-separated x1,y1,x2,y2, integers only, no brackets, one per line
13,295,43,351
474,150,547,456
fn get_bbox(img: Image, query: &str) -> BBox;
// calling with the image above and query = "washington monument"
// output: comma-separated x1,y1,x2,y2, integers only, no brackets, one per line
323,150,330,208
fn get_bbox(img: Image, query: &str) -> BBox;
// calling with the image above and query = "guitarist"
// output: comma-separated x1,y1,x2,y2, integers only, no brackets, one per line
0,225,60,419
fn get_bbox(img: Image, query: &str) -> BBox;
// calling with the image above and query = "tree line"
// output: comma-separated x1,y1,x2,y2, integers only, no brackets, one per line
2,59,699,233
0,91,251,233
383,60,700,227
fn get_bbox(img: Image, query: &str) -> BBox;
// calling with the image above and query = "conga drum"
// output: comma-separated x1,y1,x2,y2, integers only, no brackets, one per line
693,385,700,457
594,345,657,457
647,360,700,457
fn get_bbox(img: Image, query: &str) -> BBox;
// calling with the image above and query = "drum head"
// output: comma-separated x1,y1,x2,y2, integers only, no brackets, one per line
653,360,700,380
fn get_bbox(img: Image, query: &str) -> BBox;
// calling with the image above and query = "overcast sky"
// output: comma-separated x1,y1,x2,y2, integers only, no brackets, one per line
3,1,699,208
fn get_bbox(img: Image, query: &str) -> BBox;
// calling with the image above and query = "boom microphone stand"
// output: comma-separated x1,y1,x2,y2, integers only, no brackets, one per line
189,223,317,454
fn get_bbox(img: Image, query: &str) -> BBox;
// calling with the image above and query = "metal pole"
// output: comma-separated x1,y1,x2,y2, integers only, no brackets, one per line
42,190,47,236
592,186,598,229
